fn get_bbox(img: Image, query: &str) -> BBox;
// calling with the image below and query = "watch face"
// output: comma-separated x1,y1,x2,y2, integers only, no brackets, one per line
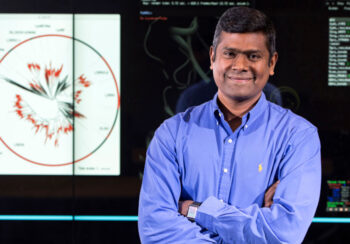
187,205,198,219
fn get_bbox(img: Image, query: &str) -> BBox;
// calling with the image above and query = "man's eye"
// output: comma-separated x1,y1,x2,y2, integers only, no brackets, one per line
248,54,261,60
224,51,236,57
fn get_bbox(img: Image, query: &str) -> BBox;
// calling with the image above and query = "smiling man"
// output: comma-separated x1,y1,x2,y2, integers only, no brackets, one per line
138,7,321,244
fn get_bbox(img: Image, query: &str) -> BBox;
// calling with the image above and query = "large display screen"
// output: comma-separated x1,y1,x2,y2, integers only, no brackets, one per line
0,14,121,175
136,0,350,220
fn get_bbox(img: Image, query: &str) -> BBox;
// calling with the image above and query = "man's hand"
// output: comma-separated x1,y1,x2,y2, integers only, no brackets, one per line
178,180,279,216
264,180,280,207
178,200,194,216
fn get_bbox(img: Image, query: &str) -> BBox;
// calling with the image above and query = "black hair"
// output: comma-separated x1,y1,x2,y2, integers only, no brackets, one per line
212,7,276,60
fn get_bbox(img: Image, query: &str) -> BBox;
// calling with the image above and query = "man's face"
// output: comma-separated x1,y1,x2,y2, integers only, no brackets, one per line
210,31,277,103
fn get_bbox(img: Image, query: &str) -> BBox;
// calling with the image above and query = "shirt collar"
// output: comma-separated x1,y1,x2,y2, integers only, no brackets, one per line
211,92,268,127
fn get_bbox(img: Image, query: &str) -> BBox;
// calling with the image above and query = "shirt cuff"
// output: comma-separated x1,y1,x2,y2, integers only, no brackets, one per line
195,196,226,231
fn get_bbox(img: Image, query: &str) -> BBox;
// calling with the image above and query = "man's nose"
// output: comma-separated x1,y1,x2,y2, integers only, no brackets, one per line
231,54,248,71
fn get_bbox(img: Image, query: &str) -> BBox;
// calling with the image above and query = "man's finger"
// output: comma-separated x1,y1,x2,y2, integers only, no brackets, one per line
264,180,280,207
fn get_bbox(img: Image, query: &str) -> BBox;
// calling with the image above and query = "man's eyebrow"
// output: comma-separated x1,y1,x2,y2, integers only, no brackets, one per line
222,47,263,54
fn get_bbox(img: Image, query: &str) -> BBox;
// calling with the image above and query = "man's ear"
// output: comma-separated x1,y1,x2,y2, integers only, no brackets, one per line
269,52,278,76
209,46,214,70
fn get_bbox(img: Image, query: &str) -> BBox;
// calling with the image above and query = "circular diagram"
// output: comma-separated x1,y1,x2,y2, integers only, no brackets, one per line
0,34,120,166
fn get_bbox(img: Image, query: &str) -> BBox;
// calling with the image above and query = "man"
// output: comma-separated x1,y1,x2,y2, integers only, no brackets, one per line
138,7,321,244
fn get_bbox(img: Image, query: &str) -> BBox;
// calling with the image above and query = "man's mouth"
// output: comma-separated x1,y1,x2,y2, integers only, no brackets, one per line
226,75,254,82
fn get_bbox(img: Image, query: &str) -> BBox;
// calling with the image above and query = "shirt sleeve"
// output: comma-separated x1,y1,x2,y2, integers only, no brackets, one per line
195,127,321,244
138,119,216,244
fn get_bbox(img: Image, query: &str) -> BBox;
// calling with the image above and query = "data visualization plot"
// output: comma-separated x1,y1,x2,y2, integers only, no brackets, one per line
326,180,350,212
0,14,121,175
328,17,350,86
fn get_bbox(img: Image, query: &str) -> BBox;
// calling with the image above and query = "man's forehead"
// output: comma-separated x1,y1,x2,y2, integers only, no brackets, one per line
217,31,268,51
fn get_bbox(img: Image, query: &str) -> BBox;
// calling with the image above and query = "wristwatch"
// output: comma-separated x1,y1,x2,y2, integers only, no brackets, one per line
186,202,201,222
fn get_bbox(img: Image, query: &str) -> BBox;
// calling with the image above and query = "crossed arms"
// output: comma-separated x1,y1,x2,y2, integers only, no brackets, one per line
138,122,321,244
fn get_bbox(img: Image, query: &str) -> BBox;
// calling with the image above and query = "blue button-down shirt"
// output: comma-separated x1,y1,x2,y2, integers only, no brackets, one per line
138,93,321,244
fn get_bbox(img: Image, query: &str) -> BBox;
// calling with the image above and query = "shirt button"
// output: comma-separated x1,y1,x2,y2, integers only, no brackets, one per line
228,139,232,143
216,121,219,125
223,168,228,173
244,124,248,129
220,199,223,202
219,113,222,117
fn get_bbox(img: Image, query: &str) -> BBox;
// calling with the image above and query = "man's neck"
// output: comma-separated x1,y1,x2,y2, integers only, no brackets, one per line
217,91,261,121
